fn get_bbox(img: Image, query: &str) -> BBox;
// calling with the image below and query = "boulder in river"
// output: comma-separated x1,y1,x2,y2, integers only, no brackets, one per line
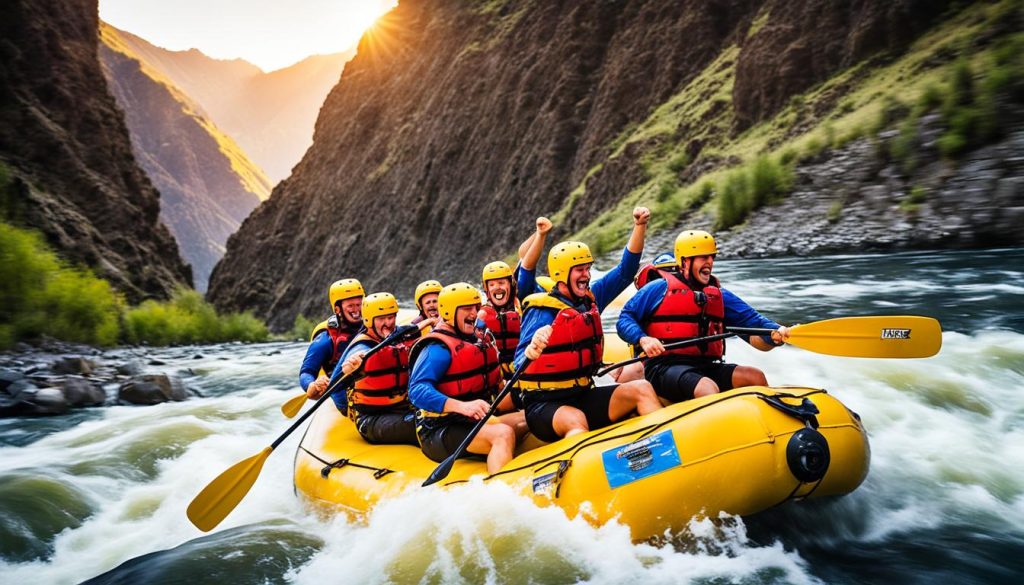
118,374,188,405
115,361,144,376
0,384,69,417
52,357,96,376
60,376,107,407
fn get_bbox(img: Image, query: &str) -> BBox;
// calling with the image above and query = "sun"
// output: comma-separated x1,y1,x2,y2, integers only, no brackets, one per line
333,3,393,48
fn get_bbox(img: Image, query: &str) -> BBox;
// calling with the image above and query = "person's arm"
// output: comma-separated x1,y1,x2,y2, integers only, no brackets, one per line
592,208,649,310
616,281,666,347
626,206,649,254
298,331,332,391
408,344,453,413
325,340,373,407
513,307,556,369
520,217,552,271
722,288,789,351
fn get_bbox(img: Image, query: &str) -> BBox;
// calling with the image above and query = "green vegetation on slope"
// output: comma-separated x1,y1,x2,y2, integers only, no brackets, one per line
0,168,268,348
566,0,1024,253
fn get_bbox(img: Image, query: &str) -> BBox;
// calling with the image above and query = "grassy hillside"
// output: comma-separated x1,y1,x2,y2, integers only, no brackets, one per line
565,0,1023,254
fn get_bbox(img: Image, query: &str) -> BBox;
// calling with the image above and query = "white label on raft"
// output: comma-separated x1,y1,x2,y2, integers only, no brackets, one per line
881,328,912,339
602,430,681,489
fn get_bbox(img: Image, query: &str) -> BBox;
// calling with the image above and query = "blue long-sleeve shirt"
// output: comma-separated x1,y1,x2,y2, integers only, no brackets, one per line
298,331,334,391
513,246,642,369
407,343,454,414
616,279,780,346
328,338,375,411
514,262,546,302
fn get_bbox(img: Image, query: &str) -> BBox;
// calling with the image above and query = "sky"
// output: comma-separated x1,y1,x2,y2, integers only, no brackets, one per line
99,0,397,72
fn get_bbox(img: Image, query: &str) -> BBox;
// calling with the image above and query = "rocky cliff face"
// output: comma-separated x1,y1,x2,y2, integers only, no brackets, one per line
208,0,954,329
0,0,191,301
104,28,352,183
99,24,270,292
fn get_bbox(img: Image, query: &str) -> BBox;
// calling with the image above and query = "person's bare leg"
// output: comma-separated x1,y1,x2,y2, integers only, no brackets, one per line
551,405,589,438
608,380,661,421
731,365,768,388
693,377,720,398
612,362,645,383
497,410,528,440
467,423,516,474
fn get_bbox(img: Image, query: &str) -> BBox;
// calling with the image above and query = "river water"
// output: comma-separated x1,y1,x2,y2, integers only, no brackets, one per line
1,248,1022,584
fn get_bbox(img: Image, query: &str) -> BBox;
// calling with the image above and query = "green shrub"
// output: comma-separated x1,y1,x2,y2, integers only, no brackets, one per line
715,170,749,230
657,179,677,202
917,83,944,111
944,59,975,117
908,186,928,204
803,136,826,160
0,221,269,348
872,95,909,135
123,289,267,345
827,200,843,224
694,180,715,206
289,314,318,341
779,147,798,166
749,156,792,207
892,116,919,173
0,222,123,348
667,151,691,173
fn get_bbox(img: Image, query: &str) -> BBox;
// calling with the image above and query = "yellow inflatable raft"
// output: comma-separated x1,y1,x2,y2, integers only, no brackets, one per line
293,383,869,541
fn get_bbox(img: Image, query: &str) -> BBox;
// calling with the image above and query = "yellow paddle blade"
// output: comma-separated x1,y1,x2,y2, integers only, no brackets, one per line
789,316,942,358
281,392,307,418
187,446,272,532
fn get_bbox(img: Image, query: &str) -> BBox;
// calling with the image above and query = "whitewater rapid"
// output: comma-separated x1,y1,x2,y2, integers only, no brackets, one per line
1,249,1022,584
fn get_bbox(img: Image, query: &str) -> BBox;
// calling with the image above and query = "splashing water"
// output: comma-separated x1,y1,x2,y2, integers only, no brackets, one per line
1,249,1022,584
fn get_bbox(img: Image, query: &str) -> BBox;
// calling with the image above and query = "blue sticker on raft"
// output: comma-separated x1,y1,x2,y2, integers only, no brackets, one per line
602,430,681,489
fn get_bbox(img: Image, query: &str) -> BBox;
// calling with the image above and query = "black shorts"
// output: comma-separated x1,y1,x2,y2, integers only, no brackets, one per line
355,411,419,446
522,385,617,443
416,417,477,463
644,359,738,403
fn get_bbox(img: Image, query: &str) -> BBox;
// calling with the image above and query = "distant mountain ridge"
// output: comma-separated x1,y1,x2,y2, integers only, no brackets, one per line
104,26,354,183
0,0,191,301
99,23,272,292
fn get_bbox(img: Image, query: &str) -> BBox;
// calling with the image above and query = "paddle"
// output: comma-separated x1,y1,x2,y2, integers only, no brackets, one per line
595,315,942,377
595,332,737,377
727,315,942,358
186,322,425,532
422,358,533,487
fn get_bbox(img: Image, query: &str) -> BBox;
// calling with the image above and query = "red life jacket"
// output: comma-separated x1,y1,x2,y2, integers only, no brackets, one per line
644,272,725,358
310,316,360,376
349,333,411,411
412,329,502,419
517,292,603,393
478,303,521,367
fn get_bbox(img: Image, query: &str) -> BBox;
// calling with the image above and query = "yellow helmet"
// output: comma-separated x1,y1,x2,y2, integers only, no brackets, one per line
674,230,718,265
438,282,482,327
362,292,399,330
414,280,443,311
481,261,513,283
548,241,593,285
329,278,364,309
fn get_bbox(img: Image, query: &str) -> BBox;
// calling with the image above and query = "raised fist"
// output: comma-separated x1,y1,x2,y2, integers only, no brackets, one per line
633,207,651,226
536,216,552,234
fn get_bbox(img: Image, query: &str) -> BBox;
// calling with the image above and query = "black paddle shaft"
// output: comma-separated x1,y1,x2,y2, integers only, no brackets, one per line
270,325,419,450
595,331,739,377
422,358,532,487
